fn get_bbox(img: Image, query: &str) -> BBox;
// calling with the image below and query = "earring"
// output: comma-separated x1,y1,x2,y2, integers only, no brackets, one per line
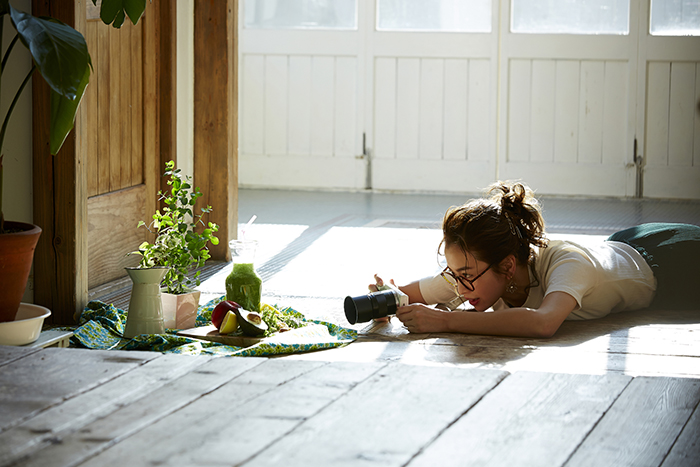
506,280,517,294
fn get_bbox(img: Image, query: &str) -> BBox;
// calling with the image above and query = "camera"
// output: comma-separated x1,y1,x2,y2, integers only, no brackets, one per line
344,284,409,324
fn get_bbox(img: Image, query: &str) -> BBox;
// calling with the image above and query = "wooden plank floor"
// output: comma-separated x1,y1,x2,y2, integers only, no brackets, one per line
283,306,700,380
87,190,700,383
1,346,699,467
56,191,699,465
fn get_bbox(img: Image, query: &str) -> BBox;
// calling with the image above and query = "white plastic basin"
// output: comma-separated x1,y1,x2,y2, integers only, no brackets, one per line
0,303,52,346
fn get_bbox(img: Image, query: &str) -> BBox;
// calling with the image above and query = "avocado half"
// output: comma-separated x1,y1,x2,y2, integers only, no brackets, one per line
233,308,268,337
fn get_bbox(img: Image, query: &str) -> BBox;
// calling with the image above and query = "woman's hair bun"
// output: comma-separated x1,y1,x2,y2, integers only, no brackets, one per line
488,180,548,251
488,181,532,211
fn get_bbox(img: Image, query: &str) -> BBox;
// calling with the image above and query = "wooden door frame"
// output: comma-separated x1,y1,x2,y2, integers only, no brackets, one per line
32,0,89,325
32,0,237,323
194,0,238,262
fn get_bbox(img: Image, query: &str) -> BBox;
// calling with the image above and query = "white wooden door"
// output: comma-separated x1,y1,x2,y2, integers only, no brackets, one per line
498,0,640,197
367,0,498,192
238,0,497,193
637,0,700,199
238,0,367,190
239,0,700,200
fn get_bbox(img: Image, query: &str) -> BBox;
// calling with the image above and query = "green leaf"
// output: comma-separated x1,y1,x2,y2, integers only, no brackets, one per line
100,0,146,28
99,0,120,24
10,6,90,100
50,64,90,154
134,160,220,292
112,9,126,28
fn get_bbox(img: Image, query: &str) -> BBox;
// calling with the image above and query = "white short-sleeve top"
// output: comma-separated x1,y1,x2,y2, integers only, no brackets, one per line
418,240,657,320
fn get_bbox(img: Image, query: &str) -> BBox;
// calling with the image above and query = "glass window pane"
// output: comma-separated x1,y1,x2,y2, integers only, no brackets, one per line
650,0,700,36
377,0,492,33
512,0,630,35
244,0,357,30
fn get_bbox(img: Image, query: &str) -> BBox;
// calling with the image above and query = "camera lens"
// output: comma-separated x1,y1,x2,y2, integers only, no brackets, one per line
344,289,399,324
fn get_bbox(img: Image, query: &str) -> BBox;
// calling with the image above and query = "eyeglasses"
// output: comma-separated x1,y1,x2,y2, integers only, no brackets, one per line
441,263,492,292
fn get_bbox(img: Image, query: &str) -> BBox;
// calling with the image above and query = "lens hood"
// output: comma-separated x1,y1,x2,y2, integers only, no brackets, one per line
344,289,399,324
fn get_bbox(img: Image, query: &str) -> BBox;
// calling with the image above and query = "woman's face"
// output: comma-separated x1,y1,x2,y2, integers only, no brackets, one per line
444,244,508,311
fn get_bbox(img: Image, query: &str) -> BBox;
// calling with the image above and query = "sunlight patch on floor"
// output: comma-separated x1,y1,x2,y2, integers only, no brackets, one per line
261,225,444,299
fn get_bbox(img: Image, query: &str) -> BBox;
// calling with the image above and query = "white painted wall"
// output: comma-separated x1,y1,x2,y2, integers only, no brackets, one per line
3,0,34,302
176,0,195,180
2,0,33,226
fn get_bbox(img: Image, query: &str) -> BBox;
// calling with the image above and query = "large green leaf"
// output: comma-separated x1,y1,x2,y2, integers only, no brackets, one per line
50,64,90,155
9,5,89,100
97,0,147,28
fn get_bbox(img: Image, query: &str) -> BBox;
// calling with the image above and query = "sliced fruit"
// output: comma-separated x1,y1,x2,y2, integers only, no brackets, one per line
219,310,239,334
234,309,268,337
211,300,241,330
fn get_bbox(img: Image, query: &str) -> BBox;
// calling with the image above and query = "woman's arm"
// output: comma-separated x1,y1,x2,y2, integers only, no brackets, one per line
397,281,426,304
396,291,577,338
371,275,427,304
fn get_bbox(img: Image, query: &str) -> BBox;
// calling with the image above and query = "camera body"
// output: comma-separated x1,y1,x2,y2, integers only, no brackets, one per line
344,284,409,324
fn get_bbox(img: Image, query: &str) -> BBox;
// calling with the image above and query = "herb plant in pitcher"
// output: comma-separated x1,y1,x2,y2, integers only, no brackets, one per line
132,161,220,295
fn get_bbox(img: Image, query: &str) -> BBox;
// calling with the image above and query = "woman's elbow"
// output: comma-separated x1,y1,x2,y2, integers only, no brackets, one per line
532,326,557,339
528,293,576,338
528,315,562,339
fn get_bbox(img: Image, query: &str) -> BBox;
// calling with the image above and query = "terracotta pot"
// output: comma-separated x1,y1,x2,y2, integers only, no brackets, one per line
0,222,42,323
161,288,201,330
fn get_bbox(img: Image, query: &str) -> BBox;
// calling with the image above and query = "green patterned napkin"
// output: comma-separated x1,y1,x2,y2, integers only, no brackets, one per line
72,297,357,357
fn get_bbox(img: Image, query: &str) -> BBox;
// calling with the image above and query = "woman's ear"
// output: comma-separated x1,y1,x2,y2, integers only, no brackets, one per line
498,254,517,277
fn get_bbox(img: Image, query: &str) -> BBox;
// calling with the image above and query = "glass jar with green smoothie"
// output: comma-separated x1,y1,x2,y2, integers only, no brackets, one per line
225,239,262,311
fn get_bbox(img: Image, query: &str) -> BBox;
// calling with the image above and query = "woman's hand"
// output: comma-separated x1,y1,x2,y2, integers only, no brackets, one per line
369,273,395,292
369,274,395,322
395,304,450,333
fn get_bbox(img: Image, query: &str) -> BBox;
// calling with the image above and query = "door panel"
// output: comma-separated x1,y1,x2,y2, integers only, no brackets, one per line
239,52,364,189
239,2,365,190
642,59,700,199
503,57,631,196
87,186,147,287
85,19,145,197
499,0,639,197
642,57,700,199
84,4,159,288
369,0,498,192
372,55,495,192
637,0,700,200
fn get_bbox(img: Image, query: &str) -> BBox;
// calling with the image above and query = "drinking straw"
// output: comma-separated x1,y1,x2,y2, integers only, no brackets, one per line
240,215,257,241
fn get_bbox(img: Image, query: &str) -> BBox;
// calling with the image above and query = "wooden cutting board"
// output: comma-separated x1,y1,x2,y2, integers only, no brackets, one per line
177,325,265,347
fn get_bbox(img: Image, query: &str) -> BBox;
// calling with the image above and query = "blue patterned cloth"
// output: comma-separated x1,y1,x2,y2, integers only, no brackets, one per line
71,297,357,356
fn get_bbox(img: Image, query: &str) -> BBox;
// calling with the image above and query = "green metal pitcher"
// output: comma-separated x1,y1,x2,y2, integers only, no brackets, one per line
124,267,168,338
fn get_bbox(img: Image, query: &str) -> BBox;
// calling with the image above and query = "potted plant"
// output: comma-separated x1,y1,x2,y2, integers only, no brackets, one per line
0,0,148,323
129,160,220,330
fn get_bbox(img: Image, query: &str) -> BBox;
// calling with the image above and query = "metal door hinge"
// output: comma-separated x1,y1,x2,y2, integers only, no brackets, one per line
633,138,643,198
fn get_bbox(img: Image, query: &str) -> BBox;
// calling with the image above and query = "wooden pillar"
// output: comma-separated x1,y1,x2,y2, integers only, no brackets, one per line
32,0,88,324
193,0,238,261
